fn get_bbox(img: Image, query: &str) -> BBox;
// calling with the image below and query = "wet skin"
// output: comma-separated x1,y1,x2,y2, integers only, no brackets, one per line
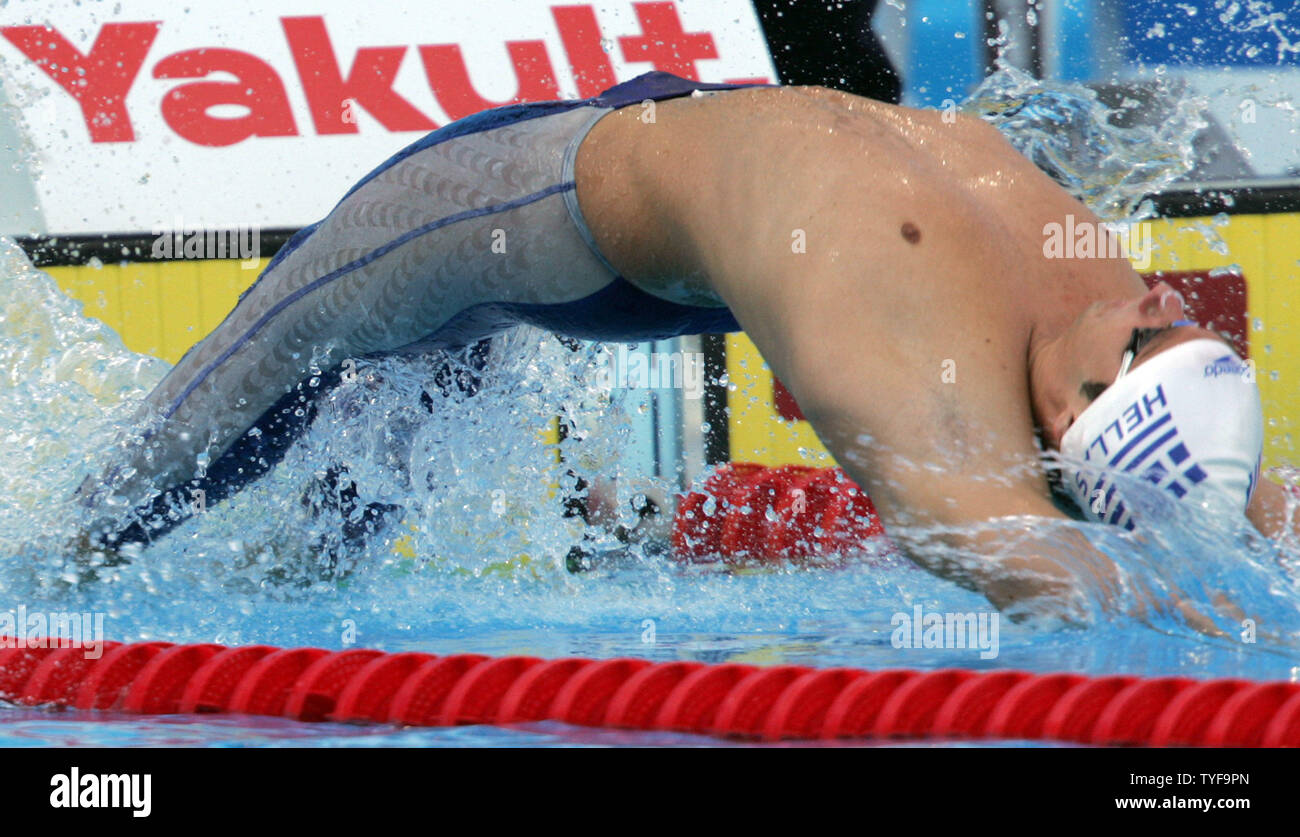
574,85,1290,620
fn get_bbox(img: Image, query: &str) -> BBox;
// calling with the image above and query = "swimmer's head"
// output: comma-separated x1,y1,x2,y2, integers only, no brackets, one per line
1030,282,1263,528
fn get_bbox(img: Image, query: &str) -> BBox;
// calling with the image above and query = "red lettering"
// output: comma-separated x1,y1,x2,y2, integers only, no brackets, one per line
552,5,616,98
418,42,559,120
281,16,434,135
1,22,158,143
154,48,297,147
619,2,717,79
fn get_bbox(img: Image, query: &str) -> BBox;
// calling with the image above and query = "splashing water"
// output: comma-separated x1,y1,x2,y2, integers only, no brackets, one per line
0,238,168,568
964,65,1209,222
2,69,1300,747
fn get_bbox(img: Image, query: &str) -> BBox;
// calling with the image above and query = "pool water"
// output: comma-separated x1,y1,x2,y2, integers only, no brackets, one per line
2,69,1300,747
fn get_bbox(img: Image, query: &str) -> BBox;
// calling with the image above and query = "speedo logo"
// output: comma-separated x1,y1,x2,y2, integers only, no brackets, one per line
1204,355,1254,380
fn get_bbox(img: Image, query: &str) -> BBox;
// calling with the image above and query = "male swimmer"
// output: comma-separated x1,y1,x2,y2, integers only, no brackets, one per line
69,72,1292,623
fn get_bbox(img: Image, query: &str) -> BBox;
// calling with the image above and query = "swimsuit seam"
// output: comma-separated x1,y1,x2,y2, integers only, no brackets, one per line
158,182,573,425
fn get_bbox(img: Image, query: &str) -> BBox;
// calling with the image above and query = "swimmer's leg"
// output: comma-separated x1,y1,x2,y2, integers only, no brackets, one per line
73,105,622,553
71,91,742,559
87,333,491,560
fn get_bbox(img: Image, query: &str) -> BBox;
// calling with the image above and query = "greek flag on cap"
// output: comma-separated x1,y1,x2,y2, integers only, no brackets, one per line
1060,339,1263,530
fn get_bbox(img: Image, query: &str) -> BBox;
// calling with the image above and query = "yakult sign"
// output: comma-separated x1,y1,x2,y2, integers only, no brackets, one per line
0,0,774,234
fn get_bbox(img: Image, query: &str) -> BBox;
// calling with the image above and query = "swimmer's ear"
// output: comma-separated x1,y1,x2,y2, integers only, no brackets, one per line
1135,281,1185,324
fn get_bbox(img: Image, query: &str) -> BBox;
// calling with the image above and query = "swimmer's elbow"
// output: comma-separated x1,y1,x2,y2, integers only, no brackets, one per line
978,559,1084,621
1247,478,1298,540
895,515,1092,623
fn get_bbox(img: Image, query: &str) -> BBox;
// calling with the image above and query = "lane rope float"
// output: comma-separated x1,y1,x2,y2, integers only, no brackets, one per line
3,639,1298,746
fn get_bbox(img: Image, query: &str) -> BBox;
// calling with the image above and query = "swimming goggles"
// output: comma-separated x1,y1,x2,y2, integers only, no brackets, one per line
1114,318,1197,383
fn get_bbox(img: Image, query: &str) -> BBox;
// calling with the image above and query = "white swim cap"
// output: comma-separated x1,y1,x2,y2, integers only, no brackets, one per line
1059,338,1263,530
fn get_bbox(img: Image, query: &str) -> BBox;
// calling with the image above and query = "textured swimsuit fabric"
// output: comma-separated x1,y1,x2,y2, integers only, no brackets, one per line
86,72,756,544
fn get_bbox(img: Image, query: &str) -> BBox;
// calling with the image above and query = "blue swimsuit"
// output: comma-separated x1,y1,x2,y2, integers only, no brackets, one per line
79,71,766,548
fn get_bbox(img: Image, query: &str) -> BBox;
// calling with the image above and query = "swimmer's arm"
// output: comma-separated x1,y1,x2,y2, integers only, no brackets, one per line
888,490,1096,620
1246,479,1298,541
892,489,1231,635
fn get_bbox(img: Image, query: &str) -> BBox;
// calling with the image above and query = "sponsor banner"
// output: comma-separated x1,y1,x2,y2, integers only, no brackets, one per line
0,0,774,234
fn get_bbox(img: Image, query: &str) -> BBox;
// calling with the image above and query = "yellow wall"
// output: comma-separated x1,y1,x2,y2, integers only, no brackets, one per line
726,214,1300,469
45,258,266,364
725,332,834,466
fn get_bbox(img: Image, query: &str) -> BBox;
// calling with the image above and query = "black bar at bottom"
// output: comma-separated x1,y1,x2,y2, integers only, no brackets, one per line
5,743,1285,824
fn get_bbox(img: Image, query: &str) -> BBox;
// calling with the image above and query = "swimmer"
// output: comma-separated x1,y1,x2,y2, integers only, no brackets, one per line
68,72,1294,624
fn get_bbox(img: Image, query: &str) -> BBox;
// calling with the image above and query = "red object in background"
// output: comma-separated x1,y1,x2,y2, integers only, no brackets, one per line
773,376,805,422
672,463,885,565
1142,269,1249,358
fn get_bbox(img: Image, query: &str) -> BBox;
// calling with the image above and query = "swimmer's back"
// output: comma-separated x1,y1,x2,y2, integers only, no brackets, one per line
574,81,1149,534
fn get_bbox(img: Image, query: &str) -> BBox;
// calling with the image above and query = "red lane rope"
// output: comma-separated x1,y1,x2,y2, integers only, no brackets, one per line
2,638,1296,746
